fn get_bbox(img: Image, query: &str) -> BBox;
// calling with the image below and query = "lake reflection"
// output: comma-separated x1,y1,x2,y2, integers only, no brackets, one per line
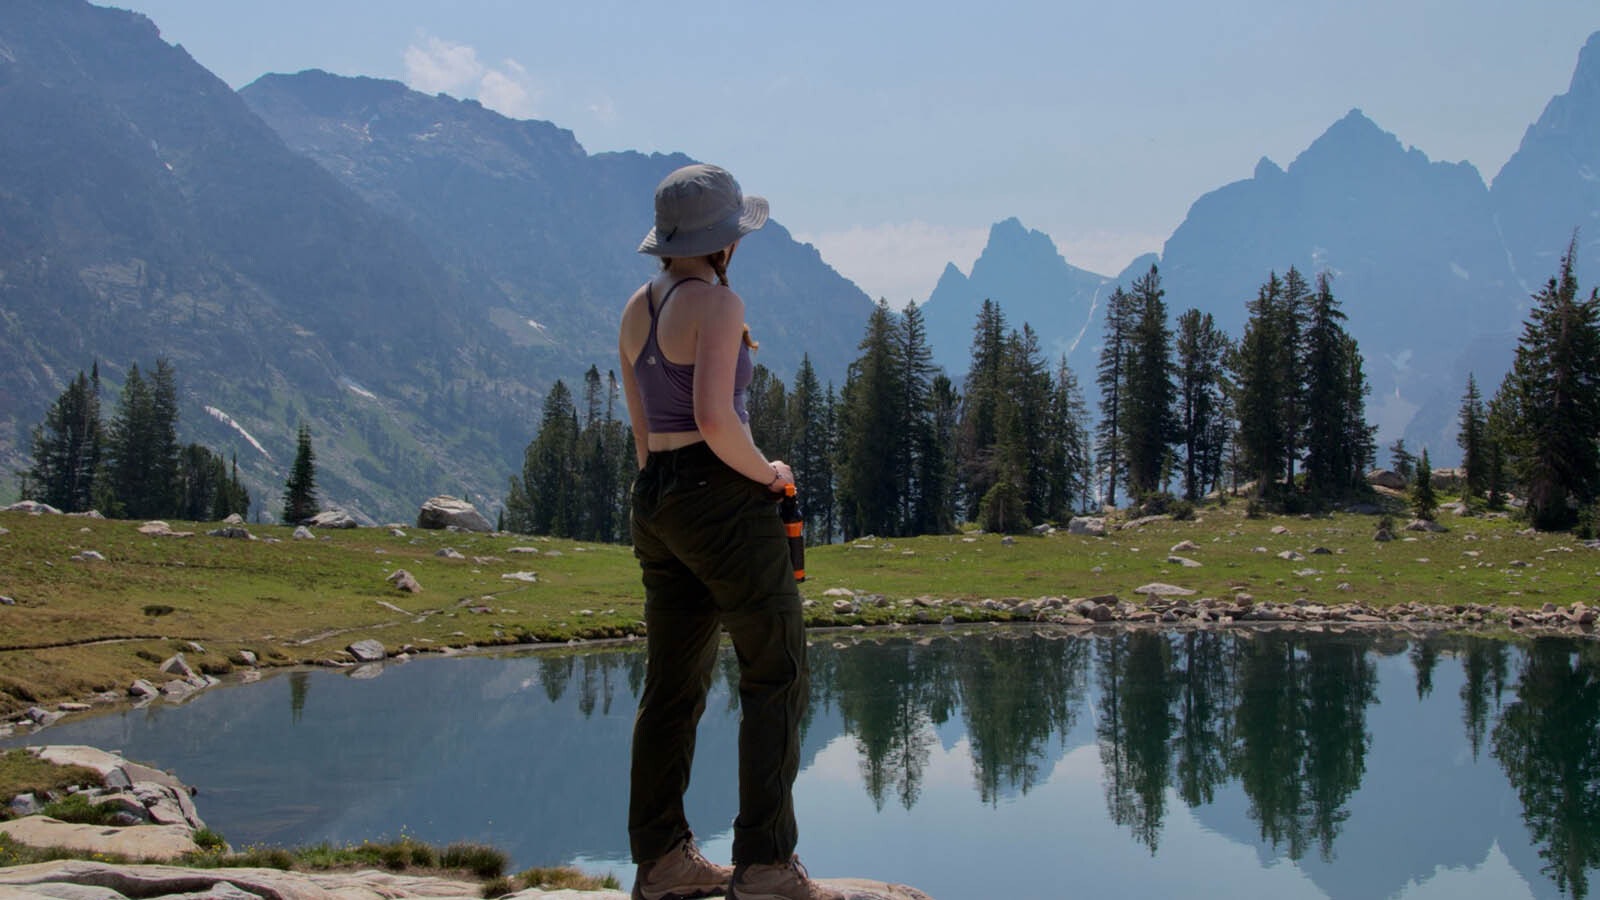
7,629,1598,900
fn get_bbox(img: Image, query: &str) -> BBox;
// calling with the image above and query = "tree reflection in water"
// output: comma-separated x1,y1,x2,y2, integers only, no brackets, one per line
520,628,1596,898
1492,638,1600,899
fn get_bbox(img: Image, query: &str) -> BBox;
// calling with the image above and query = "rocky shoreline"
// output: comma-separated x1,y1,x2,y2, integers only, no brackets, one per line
0,745,933,900
4,590,1595,741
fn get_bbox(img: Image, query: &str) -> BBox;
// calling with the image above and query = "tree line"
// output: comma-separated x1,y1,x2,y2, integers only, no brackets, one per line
506,262,1379,540
1450,239,1600,532
503,243,1598,541
19,360,250,521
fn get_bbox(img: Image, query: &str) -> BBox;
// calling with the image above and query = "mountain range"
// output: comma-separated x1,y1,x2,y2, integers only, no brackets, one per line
3,0,1598,517
923,32,1600,462
0,0,870,521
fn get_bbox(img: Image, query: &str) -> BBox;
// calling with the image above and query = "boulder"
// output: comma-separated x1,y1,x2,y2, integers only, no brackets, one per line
1405,519,1448,533
1170,540,1200,552
386,569,423,593
306,509,359,529
416,496,493,533
292,526,315,540
4,500,63,515
347,639,386,663
1067,516,1106,537
1135,583,1197,598
205,527,254,540
222,513,246,525
1367,469,1408,490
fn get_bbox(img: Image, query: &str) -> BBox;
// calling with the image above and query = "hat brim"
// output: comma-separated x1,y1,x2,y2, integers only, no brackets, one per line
638,195,769,257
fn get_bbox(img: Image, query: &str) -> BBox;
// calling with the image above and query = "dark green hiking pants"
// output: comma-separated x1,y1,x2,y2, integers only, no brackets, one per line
627,441,807,866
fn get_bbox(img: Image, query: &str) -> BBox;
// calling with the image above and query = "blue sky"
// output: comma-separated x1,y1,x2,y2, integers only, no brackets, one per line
112,1,1599,304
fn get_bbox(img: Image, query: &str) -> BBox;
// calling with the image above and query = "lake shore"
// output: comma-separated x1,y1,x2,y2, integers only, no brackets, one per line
2,502,1597,729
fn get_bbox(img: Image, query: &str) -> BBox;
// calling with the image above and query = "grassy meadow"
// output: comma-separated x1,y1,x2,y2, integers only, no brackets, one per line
2,503,1597,719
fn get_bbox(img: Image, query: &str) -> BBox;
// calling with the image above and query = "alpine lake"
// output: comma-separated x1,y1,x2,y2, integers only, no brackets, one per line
5,626,1598,900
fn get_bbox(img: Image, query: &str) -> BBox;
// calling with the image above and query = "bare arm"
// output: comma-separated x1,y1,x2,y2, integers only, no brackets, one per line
693,289,792,489
618,293,650,470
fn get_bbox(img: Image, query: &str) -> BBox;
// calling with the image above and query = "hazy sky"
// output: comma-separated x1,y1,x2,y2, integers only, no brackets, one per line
110,1,1599,303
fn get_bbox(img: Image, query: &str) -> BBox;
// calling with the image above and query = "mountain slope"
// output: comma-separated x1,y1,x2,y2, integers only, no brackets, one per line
920,217,1111,377
238,71,871,390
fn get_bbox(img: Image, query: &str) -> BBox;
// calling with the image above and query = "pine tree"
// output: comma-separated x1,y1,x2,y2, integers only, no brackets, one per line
896,302,940,531
1301,274,1368,501
746,364,792,463
1046,356,1094,518
1229,273,1290,498
1121,266,1176,502
836,300,906,538
1389,439,1416,481
1412,448,1438,521
281,424,320,524
23,370,104,513
959,299,1010,518
1095,286,1134,507
789,356,836,545
1457,373,1488,500
1277,268,1313,485
509,380,583,536
106,364,163,518
1174,309,1230,502
1493,240,1600,529
916,373,960,534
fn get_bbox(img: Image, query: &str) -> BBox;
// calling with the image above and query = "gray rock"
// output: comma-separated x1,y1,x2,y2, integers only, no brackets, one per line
292,526,315,540
1,595,14,605
416,496,493,533
306,509,360,529
1067,516,1106,537
159,655,195,679
1000,535,1016,546
1170,540,1200,552
128,680,159,698
1405,518,1448,533
1367,469,1408,490
236,650,257,666
1166,555,1203,568
205,527,254,540
348,639,386,662
27,707,63,727
435,547,465,559
1277,550,1306,561
5,500,63,515
1136,583,1197,597
9,793,40,817
72,550,106,562
386,569,423,593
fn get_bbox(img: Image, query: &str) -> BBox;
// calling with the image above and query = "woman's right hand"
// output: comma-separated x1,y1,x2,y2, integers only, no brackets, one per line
765,459,794,493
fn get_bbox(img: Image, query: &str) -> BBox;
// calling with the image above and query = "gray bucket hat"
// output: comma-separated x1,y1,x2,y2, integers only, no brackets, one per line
637,164,769,257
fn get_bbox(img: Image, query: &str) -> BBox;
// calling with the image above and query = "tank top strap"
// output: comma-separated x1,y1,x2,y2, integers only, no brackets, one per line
653,276,707,316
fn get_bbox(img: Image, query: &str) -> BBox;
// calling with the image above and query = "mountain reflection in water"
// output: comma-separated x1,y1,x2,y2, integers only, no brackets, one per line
7,629,1597,900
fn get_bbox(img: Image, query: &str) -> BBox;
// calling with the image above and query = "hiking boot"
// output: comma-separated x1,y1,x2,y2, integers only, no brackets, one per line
632,834,732,900
728,855,846,900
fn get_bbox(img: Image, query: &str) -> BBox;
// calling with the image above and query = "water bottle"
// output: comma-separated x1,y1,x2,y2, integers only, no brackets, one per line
779,483,805,582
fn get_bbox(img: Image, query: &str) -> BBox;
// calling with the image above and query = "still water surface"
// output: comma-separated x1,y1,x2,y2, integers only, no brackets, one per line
7,628,1598,900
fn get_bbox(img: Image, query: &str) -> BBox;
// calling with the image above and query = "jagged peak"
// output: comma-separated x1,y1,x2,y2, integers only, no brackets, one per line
1573,30,1600,96
1254,156,1285,180
1289,108,1415,175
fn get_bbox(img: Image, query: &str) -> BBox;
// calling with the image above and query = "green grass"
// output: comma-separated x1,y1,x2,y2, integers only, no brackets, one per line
0,749,105,805
2,504,1596,717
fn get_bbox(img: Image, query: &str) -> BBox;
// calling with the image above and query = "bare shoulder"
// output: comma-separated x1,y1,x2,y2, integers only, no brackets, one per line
682,280,745,321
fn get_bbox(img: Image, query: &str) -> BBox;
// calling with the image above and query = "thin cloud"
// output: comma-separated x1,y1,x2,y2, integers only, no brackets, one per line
480,59,540,119
404,34,541,119
404,35,482,94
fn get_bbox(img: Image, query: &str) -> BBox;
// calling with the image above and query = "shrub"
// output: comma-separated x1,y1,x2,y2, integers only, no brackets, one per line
441,842,507,879
39,794,120,826
193,828,227,852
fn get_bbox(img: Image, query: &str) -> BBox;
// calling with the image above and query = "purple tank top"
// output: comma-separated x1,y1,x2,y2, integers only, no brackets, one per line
633,278,752,433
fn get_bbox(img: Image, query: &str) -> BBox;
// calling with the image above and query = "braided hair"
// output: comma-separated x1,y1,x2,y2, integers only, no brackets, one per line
662,248,731,286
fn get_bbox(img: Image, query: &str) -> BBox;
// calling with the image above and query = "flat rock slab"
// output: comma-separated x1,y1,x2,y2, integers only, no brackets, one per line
0,863,936,900
0,818,199,860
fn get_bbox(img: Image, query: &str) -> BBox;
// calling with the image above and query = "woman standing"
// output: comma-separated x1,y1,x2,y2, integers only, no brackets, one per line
620,164,842,900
